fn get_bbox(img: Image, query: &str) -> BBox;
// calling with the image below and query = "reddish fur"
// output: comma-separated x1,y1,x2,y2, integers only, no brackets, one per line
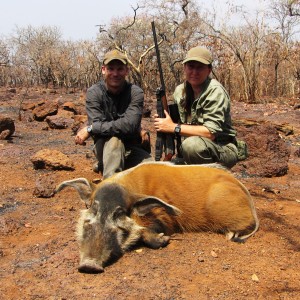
131,206,180,235
56,162,259,273
102,163,259,238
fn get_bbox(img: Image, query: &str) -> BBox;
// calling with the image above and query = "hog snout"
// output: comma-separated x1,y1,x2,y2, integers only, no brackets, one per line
78,259,104,273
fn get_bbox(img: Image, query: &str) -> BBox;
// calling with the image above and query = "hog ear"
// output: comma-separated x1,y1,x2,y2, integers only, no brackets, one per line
132,196,181,217
55,178,94,205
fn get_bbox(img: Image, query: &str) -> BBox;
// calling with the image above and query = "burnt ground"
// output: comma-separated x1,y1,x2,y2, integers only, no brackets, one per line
0,88,300,300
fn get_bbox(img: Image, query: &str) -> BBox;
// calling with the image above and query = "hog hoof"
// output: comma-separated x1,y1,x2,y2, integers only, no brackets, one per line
78,261,104,273
147,233,170,249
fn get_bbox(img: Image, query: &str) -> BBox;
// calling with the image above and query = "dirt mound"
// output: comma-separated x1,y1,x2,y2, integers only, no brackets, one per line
233,121,291,177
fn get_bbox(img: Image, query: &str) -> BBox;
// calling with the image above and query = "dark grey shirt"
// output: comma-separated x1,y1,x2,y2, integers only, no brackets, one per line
86,80,144,142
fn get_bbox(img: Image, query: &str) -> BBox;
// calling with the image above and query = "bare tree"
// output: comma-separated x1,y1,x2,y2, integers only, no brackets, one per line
0,38,11,85
199,13,271,102
266,0,300,96
269,0,300,42
0,0,299,101
11,25,62,87
287,0,300,16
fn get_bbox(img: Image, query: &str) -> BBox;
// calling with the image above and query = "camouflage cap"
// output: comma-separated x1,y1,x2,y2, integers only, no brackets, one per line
103,49,127,65
182,46,213,65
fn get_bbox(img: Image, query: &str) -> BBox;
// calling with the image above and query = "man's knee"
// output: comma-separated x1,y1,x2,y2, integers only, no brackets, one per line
181,136,214,164
106,136,123,149
181,136,209,156
94,136,125,163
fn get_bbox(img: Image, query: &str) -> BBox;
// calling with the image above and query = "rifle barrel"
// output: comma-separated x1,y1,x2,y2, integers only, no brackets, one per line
151,21,165,91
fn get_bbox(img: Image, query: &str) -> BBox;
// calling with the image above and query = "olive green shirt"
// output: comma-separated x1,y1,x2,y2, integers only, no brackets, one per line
173,78,236,143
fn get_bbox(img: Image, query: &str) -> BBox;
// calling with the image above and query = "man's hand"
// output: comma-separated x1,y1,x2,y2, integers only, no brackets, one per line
140,129,150,144
75,126,90,145
140,129,151,153
153,110,175,133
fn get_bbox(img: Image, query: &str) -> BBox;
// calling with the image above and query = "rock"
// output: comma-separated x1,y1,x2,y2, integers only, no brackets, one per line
57,108,74,118
0,115,15,139
274,123,294,136
32,101,58,121
22,102,36,111
0,129,11,140
251,274,259,282
62,101,78,114
30,149,75,170
33,174,56,198
233,121,291,177
45,89,57,94
22,99,46,111
71,115,88,134
8,88,16,93
45,115,74,129
73,115,88,123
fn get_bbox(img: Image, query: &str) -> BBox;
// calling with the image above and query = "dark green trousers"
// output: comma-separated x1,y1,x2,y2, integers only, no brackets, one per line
180,136,239,168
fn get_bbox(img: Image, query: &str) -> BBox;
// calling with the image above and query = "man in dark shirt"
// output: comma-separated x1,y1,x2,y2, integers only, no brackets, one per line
75,49,152,178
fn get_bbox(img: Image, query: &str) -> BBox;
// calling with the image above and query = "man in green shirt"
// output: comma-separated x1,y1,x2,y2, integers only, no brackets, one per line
154,46,239,168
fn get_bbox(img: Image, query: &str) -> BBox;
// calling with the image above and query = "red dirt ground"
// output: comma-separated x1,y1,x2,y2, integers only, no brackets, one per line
0,88,299,299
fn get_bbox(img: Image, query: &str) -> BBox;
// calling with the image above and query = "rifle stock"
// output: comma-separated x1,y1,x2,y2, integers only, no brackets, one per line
155,88,169,161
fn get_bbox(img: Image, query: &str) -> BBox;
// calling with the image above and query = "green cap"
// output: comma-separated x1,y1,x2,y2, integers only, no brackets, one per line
103,49,127,65
182,46,213,65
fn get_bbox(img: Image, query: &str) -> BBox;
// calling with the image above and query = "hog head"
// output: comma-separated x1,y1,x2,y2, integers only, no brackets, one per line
55,178,180,273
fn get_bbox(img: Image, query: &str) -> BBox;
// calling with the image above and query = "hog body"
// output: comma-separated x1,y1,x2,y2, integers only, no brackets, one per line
56,162,259,273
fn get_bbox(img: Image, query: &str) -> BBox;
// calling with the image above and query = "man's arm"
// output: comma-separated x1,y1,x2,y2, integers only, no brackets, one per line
197,83,232,137
75,84,104,145
75,127,90,145
154,110,215,140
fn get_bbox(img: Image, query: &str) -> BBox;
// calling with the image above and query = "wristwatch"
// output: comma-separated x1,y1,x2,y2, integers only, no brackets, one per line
87,125,93,134
174,124,181,136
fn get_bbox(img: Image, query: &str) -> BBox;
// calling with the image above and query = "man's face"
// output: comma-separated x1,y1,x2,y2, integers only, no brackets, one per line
102,60,128,92
184,61,211,87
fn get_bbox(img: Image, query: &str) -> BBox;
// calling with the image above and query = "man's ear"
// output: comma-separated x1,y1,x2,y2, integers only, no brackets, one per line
208,65,212,75
123,65,129,76
101,65,106,75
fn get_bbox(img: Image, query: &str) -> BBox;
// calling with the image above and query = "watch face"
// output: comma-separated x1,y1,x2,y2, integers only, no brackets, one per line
175,125,181,133
87,126,92,133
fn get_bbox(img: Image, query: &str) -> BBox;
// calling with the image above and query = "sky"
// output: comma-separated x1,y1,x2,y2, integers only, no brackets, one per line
0,0,139,40
0,0,268,41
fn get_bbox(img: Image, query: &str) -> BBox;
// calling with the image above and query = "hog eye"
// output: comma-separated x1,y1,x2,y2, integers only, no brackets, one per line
121,229,129,240
83,219,92,229
116,227,130,242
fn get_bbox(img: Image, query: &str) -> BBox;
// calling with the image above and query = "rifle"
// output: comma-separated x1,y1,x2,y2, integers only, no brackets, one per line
151,21,180,161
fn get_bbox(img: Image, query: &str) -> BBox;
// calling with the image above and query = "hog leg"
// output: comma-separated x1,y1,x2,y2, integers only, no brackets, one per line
131,205,177,249
141,229,171,249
